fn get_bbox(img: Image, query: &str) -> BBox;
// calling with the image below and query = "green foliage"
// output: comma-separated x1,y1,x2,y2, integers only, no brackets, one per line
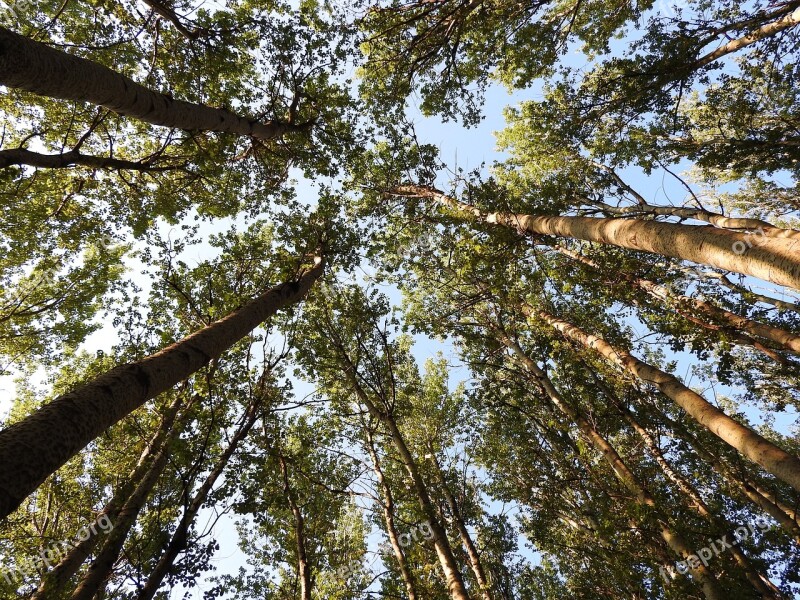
1,0,800,598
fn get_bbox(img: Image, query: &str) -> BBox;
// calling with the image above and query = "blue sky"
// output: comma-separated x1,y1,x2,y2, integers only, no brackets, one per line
3,2,800,595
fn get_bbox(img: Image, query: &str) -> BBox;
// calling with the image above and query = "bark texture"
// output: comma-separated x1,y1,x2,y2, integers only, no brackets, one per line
528,305,800,493
0,26,291,140
591,201,800,239
395,185,800,291
0,256,324,519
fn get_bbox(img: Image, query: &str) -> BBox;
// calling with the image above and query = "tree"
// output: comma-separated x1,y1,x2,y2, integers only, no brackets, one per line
2,0,800,597
0,249,324,519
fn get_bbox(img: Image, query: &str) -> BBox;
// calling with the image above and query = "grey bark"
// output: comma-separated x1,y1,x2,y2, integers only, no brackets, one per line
0,255,324,519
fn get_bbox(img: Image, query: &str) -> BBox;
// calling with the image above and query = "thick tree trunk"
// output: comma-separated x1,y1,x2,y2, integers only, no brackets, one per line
364,427,419,600
395,185,800,291
496,331,726,600
0,255,324,520
556,246,800,358
429,449,492,600
526,305,800,492
136,398,262,600
31,392,194,599
0,26,293,141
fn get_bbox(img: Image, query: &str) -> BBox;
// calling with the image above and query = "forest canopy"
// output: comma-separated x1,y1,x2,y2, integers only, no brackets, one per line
1,0,800,598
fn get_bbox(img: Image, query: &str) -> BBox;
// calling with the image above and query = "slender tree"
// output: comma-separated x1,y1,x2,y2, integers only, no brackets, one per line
136,392,263,600
362,421,420,600
525,303,800,492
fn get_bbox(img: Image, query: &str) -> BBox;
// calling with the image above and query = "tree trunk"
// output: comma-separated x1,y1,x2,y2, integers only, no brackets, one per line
0,26,295,141
592,374,783,598
657,410,800,546
428,449,492,600
136,398,262,600
335,356,470,600
31,392,194,599
363,402,469,599
591,200,800,239
141,0,202,40
394,185,800,291
695,6,800,68
67,430,174,600
712,273,800,315
526,304,800,492
0,147,181,171
495,330,726,600
277,452,313,600
363,426,419,600
0,255,324,520
556,246,800,358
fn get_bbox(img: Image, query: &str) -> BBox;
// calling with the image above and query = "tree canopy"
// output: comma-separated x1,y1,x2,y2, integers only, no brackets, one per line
1,0,800,598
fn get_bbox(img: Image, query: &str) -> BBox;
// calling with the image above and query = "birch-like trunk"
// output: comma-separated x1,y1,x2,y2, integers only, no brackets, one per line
0,26,294,141
656,410,800,546
590,201,800,239
495,331,726,600
695,6,800,67
0,255,324,519
526,305,800,492
394,185,800,291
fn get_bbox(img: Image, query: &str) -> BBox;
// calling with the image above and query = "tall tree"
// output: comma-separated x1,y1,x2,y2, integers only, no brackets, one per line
0,250,324,519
